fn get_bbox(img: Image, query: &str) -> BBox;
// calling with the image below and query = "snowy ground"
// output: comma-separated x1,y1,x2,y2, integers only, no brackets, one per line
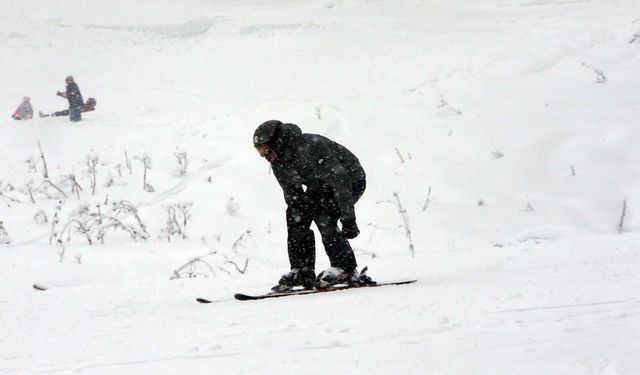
2,0,640,374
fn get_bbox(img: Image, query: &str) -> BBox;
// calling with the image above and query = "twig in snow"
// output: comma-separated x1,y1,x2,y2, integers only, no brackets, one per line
170,257,217,279
134,153,154,192
57,239,66,262
26,156,38,174
582,62,607,84
124,151,132,175
394,147,405,164
59,218,94,245
223,255,249,274
86,153,99,196
377,192,415,257
491,148,504,160
22,181,36,203
226,197,240,216
34,210,48,224
437,96,462,115
0,182,21,207
49,200,65,245
37,140,49,179
618,198,628,234
63,174,83,199
231,230,255,253
114,163,122,177
39,179,68,199
173,148,188,177
161,202,193,242
523,196,535,212
422,186,433,211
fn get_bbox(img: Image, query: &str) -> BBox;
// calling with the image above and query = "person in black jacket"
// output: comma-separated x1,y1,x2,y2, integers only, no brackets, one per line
56,76,84,122
253,120,372,291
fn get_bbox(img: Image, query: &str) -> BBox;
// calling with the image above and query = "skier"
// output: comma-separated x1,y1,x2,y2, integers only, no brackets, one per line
39,97,96,118
253,120,372,292
11,96,33,120
56,76,84,122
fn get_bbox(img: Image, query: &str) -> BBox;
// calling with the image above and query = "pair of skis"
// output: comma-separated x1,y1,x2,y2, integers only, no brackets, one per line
196,279,416,303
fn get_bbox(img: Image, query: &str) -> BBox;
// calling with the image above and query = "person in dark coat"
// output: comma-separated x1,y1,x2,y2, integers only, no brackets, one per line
253,120,372,291
56,76,84,122
39,97,96,118
12,96,33,120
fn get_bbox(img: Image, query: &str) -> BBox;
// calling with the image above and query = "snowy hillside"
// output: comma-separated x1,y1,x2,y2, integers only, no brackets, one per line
2,0,640,374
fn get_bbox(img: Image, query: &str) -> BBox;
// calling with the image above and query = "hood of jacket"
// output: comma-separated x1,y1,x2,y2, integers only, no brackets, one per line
270,122,302,161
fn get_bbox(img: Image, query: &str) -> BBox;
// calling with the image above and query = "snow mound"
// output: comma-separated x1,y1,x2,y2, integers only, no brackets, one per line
509,225,594,244
88,17,218,38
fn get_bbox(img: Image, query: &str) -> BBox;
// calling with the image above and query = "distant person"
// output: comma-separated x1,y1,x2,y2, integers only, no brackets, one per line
39,97,96,118
11,96,33,120
56,76,84,121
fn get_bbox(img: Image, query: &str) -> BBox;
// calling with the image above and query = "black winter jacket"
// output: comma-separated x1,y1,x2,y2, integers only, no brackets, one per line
270,123,365,221
66,82,84,108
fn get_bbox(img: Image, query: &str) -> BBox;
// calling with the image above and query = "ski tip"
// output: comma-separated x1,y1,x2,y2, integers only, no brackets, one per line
234,293,253,301
395,279,418,285
196,297,213,304
33,283,48,291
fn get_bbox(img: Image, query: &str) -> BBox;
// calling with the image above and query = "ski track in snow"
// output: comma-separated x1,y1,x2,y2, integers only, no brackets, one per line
141,158,228,207
86,18,220,38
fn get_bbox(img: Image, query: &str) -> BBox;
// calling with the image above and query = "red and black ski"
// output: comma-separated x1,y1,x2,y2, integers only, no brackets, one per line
196,280,416,303
234,280,417,301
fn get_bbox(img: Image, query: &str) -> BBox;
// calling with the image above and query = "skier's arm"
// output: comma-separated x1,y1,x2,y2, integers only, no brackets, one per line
310,141,356,221
273,166,306,209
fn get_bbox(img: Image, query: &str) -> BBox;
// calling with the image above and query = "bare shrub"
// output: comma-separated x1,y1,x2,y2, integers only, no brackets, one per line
173,148,188,177
134,153,154,192
582,62,606,84
437,96,462,115
226,197,240,216
377,192,415,257
161,202,193,242
170,231,252,280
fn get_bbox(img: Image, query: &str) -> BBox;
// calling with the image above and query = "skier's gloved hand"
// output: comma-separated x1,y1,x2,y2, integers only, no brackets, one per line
341,218,360,239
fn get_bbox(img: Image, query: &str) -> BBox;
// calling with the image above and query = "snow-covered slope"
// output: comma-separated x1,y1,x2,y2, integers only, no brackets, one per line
2,1,640,374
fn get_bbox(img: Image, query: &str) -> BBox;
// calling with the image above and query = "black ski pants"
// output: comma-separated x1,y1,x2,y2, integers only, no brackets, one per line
69,106,82,122
286,178,365,274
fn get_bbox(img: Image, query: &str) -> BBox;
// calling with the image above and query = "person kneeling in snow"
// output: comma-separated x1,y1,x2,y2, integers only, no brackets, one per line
253,120,373,292
12,96,33,120
39,97,96,118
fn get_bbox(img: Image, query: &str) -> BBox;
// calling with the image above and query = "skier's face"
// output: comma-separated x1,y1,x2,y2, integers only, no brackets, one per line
255,144,278,163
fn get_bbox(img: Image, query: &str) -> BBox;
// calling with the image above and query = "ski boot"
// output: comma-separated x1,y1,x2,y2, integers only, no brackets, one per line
271,267,316,293
352,266,376,286
316,266,376,288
